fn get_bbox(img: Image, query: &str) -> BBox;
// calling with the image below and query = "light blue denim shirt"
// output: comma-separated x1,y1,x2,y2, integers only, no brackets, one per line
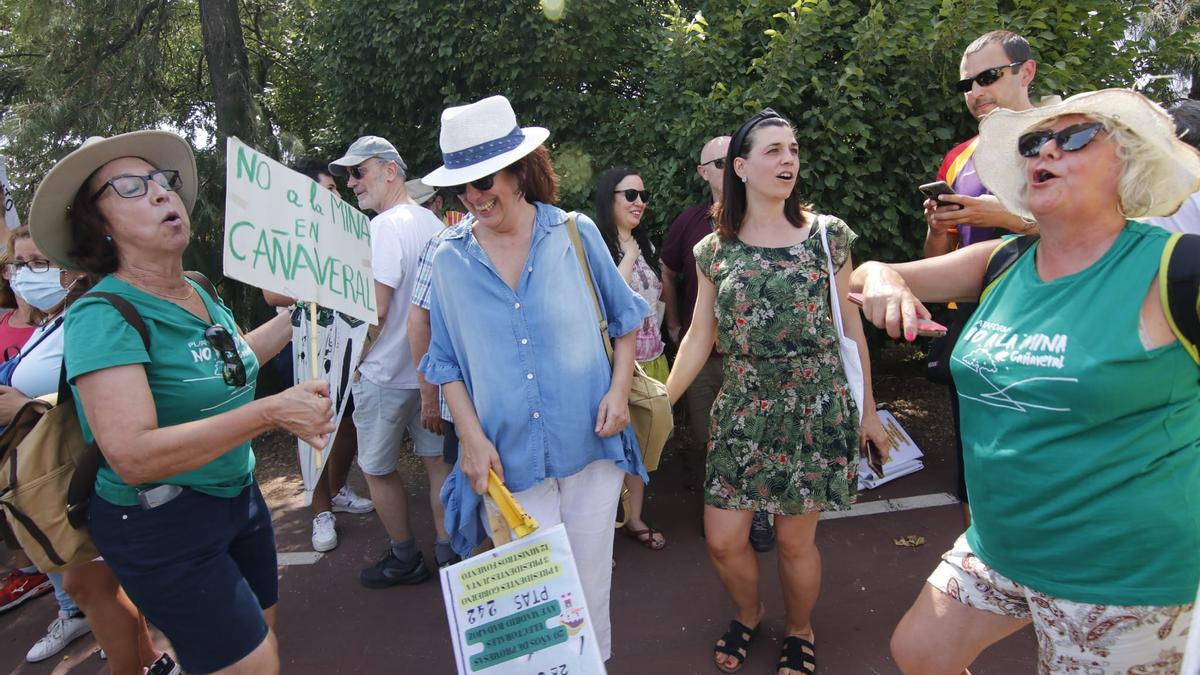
419,202,650,556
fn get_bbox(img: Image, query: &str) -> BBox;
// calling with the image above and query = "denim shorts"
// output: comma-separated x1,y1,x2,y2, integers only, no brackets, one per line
89,483,277,674
351,378,442,474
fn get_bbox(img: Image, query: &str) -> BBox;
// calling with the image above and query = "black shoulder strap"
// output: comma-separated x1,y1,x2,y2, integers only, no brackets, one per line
86,292,150,351
183,271,219,302
979,235,1038,302
1160,233,1200,365
58,292,152,402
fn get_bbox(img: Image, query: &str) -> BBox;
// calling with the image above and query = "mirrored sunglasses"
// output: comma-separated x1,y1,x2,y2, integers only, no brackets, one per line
1018,122,1104,158
204,324,247,387
954,61,1027,94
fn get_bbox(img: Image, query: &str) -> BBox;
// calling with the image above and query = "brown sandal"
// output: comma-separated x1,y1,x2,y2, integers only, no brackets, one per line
623,523,667,550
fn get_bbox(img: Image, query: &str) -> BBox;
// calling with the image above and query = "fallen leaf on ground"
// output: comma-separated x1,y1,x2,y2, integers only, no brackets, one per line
893,535,925,547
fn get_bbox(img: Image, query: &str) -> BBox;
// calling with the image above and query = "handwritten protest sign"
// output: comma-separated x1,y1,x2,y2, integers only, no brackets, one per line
0,156,19,230
442,524,604,674
223,137,376,325
291,304,368,495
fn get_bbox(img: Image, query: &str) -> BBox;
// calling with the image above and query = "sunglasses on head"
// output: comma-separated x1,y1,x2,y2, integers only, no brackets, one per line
954,60,1027,94
1018,122,1104,158
700,157,726,170
91,170,183,201
448,173,496,196
614,189,650,204
204,324,247,387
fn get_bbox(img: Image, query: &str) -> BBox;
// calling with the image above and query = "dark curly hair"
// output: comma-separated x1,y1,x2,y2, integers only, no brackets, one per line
67,174,121,275
504,146,560,205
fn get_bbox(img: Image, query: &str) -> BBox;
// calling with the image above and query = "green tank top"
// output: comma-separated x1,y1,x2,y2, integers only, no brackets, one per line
953,221,1200,606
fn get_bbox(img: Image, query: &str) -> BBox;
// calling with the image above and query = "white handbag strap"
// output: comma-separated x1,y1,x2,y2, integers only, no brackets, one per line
817,217,847,338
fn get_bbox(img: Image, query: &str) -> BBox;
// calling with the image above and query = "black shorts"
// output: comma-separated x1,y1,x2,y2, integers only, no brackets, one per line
90,483,277,673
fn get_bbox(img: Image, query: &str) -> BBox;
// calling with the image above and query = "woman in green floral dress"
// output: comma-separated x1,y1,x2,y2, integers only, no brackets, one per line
667,110,888,675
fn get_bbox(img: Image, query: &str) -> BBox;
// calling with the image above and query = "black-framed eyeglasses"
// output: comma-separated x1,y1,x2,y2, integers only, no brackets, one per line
448,173,496,196
204,324,246,387
91,170,182,201
1018,122,1104,158
2,259,55,274
614,189,650,204
700,157,726,170
954,61,1027,94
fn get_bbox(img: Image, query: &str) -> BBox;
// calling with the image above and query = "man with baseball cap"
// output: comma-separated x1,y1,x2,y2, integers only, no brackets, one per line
329,136,454,585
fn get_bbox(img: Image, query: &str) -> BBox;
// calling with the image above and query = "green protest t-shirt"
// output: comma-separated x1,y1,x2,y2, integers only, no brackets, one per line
64,275,260,507
953,222,1200,606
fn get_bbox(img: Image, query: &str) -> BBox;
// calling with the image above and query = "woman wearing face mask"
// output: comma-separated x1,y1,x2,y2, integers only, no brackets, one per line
593,167,668,551
0,227,175,672
0,227,52,628
0,230,39,361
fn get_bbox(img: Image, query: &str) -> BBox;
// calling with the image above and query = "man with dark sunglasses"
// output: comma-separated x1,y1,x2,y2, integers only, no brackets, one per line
922,31,1042,529
924,30,1040,259
327,136,454,585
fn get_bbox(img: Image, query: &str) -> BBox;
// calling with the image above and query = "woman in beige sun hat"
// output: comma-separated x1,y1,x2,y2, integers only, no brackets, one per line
29,129,335,674
850,89,1200,673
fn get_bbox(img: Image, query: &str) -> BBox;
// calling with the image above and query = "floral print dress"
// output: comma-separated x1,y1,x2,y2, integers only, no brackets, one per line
693,214,860,515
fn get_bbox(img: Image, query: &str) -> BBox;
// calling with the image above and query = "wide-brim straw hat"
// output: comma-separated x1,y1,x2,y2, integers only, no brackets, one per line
976,88,1200,221
421,95,549,187
29,130,197,270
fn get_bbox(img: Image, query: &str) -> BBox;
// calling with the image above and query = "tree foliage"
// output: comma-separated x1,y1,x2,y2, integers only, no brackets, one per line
0,0,1195,326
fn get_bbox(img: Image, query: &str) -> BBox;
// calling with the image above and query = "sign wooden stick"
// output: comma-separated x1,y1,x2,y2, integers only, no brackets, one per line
309,301,322,466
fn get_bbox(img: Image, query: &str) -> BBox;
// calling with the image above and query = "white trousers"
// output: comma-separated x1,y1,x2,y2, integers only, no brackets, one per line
486,460,624,660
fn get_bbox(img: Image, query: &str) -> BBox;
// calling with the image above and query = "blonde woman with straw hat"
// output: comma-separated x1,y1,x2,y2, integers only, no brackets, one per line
418,95,650,661
29,130,335,674
851,89,1200,674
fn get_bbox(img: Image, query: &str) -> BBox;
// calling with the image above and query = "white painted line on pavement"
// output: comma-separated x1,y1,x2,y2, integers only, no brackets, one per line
277,551,324,566
820,492,960,521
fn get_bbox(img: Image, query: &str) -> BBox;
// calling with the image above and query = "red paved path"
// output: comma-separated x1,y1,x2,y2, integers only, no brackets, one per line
2,394,1039,673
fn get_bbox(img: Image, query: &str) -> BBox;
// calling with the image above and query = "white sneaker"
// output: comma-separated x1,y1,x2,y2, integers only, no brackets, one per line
26,613,91,663
331,485,374,514
312,511,337,552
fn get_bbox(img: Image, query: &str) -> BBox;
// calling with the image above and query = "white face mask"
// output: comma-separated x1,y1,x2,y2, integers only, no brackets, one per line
11,266,70,311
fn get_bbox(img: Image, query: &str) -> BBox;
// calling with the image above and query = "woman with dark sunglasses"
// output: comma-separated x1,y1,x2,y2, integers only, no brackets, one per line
593,167,669,551
852,90,1200,673
419,96,650,662
667,109,889,675
28,130,335,675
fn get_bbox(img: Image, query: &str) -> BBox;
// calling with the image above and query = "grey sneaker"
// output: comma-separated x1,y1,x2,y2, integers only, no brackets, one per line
145,652,181,675
26,612,91,663
749,511,775,552
360,550,431,588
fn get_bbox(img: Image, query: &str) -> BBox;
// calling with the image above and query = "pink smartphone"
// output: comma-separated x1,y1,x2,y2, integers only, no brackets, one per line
846,293,948,338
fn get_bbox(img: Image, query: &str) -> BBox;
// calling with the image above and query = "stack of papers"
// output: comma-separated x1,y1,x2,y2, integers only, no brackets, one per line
857,410,925,490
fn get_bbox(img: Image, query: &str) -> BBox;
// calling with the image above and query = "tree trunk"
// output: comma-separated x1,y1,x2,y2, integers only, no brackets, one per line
199,0,259,148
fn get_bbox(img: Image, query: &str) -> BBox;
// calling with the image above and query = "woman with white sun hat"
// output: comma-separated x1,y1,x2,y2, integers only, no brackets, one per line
851,88,1200,673
418,95,650,660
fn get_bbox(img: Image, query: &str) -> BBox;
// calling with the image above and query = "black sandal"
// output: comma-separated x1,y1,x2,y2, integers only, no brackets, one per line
778,635,816,674
713,619,759,673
